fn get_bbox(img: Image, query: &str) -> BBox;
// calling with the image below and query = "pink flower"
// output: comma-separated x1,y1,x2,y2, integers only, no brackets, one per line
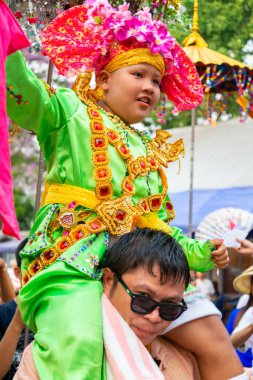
149,23,175,57
86,0,114,26
171,108,179,115
15,11,23,19
118,3,131,18
136,8,153,24
114,18,150,43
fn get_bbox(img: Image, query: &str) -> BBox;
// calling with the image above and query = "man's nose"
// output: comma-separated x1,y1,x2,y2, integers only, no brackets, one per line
143,307,162,323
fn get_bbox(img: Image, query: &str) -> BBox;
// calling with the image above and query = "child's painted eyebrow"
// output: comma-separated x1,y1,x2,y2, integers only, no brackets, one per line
128,66,162,78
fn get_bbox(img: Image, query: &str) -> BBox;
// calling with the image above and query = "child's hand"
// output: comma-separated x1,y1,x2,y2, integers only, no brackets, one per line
211,239,229,269
236,238,253,255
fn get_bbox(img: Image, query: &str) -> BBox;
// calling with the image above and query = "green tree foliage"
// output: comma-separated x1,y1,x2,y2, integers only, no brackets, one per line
173,0,253,61
9,128,39,230
14,188,34,230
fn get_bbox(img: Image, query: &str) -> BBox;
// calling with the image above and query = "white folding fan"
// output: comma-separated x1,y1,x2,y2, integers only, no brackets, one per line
195,208,253,247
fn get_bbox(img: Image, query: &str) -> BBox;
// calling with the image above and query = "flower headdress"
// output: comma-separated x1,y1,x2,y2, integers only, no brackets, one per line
42,0,203,111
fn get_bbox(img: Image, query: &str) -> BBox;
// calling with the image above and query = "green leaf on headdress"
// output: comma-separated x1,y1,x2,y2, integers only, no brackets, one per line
94,16,101,25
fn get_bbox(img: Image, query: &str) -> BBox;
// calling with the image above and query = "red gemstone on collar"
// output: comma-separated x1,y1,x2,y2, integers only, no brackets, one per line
116,210,126,221
91,110,99,117
139,160,146,169
59,240,69,250
90,221,101,230
75,230,85,240
94,122,103,131
141,201,148,211
125,182,133,192
96,154,106,163
23,275,29,284
32,262,41,273
44,250,54,261
95,138,105,148
99,186,110,197
165,202,173,211
150,158,156,167
119,145,128,155
108,131,117,140
151,198,161,208
97,169,107,178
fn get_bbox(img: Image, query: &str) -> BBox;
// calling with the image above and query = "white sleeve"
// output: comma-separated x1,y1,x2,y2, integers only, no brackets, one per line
232,307,253,350
236,294,250,309
207,280,215,295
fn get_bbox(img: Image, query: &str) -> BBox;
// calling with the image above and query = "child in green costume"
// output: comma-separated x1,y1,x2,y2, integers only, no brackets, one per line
5,1,229,379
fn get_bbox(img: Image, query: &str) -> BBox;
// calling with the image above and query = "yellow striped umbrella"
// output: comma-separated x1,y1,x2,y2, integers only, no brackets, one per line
182,0,252,93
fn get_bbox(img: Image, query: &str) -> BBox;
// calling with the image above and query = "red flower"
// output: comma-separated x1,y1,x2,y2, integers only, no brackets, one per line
27,17,38,24
15,12,23,19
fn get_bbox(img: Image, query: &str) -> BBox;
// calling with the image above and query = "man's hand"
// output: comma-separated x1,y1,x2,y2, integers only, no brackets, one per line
236,239,253,255
211,239,229,269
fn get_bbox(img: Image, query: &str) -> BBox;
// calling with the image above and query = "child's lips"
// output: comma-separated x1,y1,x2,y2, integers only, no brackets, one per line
137,97,151,108
137,96,151,105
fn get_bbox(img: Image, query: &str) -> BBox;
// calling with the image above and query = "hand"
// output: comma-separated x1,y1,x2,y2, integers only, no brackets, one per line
0,258,6,272
12,300,25,332
236,239,253,255
211,239,229,269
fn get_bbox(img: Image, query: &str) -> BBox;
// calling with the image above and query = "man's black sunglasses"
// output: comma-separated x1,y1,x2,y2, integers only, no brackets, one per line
115,274,187,321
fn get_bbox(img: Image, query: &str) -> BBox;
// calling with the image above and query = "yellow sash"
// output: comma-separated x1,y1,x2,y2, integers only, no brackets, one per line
43,183,100,209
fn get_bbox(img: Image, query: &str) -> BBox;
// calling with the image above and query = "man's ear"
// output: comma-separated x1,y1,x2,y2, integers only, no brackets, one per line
103,268,114,297
96,70,111,91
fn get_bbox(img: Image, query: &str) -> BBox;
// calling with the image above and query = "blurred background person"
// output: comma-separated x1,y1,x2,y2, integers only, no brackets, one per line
235,239,253,309
7,259,21,295
195,271,215,298
0,238,33,380
237,240,253,256
0,258,15,304
226,266,253,371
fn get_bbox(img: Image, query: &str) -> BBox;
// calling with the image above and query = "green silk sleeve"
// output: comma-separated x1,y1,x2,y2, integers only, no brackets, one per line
171,226,215,272
158,192,215,271
6,51,78,144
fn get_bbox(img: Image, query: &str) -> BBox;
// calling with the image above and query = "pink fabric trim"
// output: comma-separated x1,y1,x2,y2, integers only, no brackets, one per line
102,293,164,380
0,1,30,238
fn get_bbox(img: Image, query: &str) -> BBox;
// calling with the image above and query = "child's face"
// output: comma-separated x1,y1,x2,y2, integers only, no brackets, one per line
99,63,162,124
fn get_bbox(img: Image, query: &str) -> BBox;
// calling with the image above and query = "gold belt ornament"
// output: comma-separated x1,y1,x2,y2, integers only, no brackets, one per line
23,183,169,285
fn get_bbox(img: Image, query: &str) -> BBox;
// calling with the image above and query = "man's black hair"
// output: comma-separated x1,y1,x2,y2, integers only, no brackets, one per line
100,228,190,288
15,238,28,268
